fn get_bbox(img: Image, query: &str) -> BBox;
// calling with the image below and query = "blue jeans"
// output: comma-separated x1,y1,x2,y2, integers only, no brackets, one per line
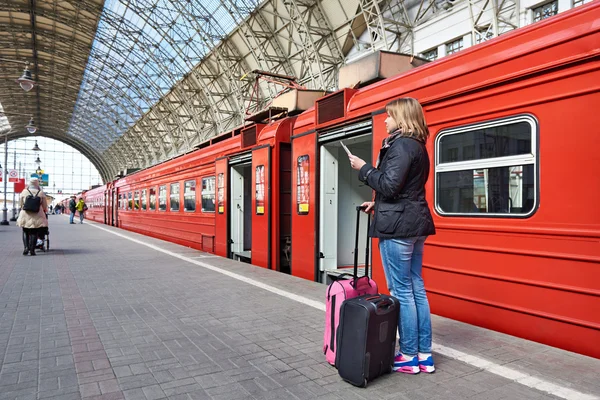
379,236,432,356
69,212,75,223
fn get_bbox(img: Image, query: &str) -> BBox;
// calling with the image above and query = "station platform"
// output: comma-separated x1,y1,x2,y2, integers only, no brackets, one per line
0,216,598,400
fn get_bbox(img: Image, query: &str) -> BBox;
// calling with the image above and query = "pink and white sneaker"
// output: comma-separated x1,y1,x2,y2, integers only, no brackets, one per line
393,353,420,374
418,354,435,373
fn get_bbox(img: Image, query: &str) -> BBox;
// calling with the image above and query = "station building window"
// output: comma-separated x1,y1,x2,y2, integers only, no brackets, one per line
201,176,215,213
159,185,167,211
573,0,590,6
435,115,537,217
149,187,156,211
141,189,147,211
532,1,558,22
170,183,180,211
421,48,438,61
446,37,463,55
184,180,196,212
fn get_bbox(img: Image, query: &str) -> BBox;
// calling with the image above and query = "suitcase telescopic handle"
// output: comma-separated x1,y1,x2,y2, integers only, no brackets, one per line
353,206,371,285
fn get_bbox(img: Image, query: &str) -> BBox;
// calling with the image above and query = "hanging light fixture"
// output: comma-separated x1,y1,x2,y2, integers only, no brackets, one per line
25,117,37,134
0,58,37,92
32,140,41,152
15,64,36,92
35,155,41,165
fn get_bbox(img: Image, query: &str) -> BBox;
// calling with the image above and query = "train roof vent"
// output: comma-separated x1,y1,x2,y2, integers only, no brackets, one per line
315,88,358,127
339,51,429,89
242,125,257,148
272,89,327,115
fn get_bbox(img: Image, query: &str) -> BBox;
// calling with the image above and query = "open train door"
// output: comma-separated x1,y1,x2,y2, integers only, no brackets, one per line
291,131,317,281
215,157,229,258
112,188,118,227
103,189,108,225
251,145,271,269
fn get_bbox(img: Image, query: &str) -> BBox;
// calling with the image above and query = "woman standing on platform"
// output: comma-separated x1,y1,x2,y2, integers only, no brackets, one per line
348,97,436,374
17,177,48,256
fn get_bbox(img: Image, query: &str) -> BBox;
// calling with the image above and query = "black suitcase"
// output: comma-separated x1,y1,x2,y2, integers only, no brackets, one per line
335,294,399,387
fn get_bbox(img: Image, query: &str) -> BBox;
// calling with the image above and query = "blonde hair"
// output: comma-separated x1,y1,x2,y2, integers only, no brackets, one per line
385,97,429,143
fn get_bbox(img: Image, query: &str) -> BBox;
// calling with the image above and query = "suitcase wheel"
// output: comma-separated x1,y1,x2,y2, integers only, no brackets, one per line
362,379,368,388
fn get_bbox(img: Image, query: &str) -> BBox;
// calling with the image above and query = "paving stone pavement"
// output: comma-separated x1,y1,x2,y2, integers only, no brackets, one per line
0,216,598,400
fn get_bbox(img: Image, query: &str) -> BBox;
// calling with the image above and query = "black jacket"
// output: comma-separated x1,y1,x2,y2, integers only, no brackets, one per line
359,135,436,239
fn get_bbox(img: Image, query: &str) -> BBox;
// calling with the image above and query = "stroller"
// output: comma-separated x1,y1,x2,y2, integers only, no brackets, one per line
22,226,50,253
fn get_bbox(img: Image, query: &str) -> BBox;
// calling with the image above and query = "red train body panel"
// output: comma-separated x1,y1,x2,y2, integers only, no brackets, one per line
83,3,600,358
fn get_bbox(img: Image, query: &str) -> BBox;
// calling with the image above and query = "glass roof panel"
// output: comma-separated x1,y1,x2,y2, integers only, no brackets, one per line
67,0,252,151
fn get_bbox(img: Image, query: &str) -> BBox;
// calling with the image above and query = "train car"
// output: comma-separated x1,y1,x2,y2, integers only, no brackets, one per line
290,2,600,358
83,185,108,224
104,91,322,272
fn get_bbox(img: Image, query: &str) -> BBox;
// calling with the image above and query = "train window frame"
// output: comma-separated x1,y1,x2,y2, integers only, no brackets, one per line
158,185,167,211
134,191,140,211
127,192,132,211
141,189,147,211
184,180,196,212
297,155,310,215
170,182,180,212
201,176,216,213
434,114,538,218
149,187,157,211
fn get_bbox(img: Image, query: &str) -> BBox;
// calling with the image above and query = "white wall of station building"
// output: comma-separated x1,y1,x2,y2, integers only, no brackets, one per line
347,0,593,64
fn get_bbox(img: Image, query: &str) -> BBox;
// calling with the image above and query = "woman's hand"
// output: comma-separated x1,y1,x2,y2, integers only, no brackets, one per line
360,201,375,213
349,155,366,170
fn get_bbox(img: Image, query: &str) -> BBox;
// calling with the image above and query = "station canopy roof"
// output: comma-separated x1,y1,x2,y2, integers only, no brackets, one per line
0,0,423,182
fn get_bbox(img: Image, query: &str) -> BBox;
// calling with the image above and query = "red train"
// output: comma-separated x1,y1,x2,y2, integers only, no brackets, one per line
83,3,600,358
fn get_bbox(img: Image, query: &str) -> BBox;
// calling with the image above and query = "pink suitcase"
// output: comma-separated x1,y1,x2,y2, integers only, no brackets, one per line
324,207,378,366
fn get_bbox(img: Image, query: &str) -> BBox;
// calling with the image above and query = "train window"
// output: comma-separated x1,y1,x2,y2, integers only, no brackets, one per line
201,176,216,213
134,191,140,210
297,155,310,215
184,180,196,212
217,173,224,214
159,185,167,211
149,187,156,211
435,115,537,217
141,189,147,211
170,183,180,211
127,192,132,210
118,194,123,209
255,166,265,215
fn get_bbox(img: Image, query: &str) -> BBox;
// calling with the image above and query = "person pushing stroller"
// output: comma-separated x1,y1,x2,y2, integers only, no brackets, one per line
16,177,48,256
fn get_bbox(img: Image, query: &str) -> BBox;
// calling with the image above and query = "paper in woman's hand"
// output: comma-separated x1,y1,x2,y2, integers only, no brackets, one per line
340,141,352,156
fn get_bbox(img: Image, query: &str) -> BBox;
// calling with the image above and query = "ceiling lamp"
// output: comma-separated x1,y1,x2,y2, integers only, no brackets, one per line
16,65,36,92
26,117,37,134
35,155,41,165
32,140,41,152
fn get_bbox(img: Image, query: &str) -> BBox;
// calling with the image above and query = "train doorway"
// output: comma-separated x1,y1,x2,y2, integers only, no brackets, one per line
230,159,253,263
318,125,373,283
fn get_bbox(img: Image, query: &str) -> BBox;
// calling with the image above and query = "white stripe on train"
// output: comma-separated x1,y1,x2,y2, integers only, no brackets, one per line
88,221,597,400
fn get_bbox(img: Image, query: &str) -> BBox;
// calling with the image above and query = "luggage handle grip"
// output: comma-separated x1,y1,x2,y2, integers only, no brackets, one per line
364,296,394,312
349,276,374,289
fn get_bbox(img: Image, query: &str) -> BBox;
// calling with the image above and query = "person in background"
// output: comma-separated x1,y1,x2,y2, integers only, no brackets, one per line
16,177,48,256
348,97,436,374
68,195,76,224
76,197,87,224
